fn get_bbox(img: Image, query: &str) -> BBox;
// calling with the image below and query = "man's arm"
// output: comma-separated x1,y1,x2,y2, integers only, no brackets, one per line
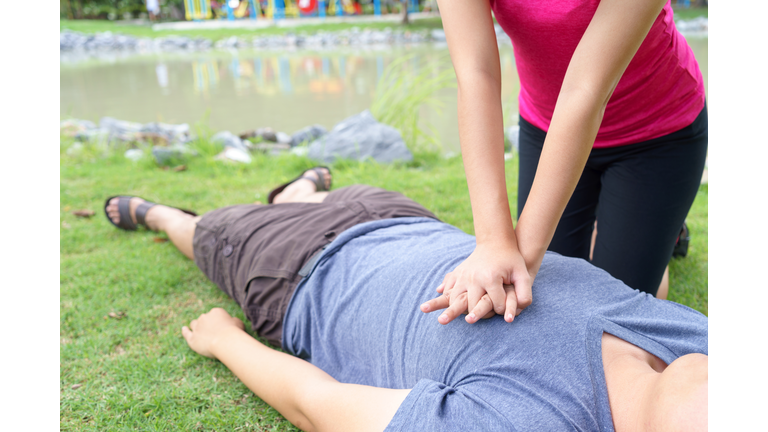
182,308,409,432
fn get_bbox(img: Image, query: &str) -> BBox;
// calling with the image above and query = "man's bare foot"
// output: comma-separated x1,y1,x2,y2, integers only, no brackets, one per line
105,197,160,231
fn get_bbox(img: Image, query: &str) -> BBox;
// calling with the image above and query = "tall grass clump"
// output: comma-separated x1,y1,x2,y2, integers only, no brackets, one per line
370,54,457,153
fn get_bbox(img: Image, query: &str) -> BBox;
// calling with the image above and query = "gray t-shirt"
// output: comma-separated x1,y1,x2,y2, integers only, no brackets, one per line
282,218,708,432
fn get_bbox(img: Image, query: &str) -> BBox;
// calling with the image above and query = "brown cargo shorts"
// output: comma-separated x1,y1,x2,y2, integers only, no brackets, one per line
192,185,438,347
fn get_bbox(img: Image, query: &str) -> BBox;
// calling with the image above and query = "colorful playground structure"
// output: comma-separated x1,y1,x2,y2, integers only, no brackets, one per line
184,0,420,21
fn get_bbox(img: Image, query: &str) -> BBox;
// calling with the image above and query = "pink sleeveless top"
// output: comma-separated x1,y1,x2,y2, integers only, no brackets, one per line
490,0,706,148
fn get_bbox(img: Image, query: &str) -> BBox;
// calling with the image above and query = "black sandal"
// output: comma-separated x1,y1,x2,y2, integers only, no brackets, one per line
267,166,332,204
104,196,197,231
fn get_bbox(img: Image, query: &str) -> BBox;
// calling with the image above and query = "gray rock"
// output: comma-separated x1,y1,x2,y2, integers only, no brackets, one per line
152,143,196,165
276,132,292,144
252,142,291,155
211,131,249,152
215,146,252,163
430,29,446,41
124,148,144,161
290,124,327,147
307,110,413,164
100,116,143,134
141,122,192,144
75,128,110,143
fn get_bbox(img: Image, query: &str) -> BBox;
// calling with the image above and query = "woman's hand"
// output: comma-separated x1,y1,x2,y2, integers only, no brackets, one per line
421,242,533,324
181,308,246,359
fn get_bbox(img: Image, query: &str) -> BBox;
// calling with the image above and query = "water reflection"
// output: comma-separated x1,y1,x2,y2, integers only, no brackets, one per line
60,39,706,153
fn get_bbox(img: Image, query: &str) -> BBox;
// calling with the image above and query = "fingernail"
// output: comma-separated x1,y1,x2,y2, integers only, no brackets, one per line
506,313,513,322
421,303,429,312
468,313,476,321
439,314,447,322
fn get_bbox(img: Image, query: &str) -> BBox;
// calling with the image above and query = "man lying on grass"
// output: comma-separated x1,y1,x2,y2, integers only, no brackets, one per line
104,167,708,432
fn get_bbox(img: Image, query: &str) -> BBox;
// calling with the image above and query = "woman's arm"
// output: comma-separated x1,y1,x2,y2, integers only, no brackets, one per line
515,0,668,278
182,308,409,432
432,0,668,323
434,0,533,324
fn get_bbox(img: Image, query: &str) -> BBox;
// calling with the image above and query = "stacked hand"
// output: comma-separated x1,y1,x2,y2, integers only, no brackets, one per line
420,243,534,323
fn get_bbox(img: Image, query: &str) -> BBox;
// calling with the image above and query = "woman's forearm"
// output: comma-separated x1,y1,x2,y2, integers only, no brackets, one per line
515,91,605,275
457,74,517,249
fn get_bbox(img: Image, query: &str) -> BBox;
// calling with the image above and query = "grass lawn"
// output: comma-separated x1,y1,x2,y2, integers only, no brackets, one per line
60,16,445,41
60,136,707,430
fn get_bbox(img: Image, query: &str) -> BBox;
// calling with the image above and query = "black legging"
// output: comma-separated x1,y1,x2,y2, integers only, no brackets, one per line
517,105,708,296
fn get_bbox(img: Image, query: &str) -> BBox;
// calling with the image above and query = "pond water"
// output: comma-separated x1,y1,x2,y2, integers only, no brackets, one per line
60,36,707,153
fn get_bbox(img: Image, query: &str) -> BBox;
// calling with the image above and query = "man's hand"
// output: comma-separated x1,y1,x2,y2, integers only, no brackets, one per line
421,243,533,324
181,308,246,359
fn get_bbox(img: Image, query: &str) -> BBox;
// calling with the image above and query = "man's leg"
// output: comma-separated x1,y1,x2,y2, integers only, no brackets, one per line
271,167,331,204
105,197,201,260
105,168,334,260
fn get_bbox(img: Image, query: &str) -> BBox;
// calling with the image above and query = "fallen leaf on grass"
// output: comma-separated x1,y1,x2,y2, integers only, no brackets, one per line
71,384,83,390
63,205,71,212
115,345,126,355
62,221,71,229
253,201,263,205
72,209,95,218
153,237,169,243
173,165,187,172
108,311,126,319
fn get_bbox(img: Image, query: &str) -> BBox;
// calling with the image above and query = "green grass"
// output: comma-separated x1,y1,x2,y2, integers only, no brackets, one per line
672,6,708,21
60,17,445,41
60,134,707,430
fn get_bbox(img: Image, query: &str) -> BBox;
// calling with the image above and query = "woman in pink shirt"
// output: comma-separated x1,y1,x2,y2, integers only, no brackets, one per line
433,0,707,325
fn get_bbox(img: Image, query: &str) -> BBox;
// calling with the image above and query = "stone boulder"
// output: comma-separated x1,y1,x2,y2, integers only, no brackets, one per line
307,111,413,164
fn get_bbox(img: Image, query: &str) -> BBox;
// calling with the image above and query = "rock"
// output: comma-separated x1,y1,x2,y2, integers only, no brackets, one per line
252,142,291,155
211,131,249,152
60,119,96,136
506,125,520,152
75,128,109,143
276,132,291,144
124,148,144,161
215,146,252,163
290,124,327,147
307,110,413,164
676,17,708,33
100,116,143,143
258,128,278,143
430,29,446,41
152,144,196,165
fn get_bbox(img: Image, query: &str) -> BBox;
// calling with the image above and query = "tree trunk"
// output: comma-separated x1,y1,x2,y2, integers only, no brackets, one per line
401,0,409,24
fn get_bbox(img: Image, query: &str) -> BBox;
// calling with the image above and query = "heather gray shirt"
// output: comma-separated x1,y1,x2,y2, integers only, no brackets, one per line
282,218,708,432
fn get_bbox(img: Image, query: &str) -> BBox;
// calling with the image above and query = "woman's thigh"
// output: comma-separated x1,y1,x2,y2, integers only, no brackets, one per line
591,109,708,295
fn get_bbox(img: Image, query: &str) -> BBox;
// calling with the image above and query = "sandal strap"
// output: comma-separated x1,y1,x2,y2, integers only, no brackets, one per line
135,201,157,227
117,197,137,231
309,166,332,191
